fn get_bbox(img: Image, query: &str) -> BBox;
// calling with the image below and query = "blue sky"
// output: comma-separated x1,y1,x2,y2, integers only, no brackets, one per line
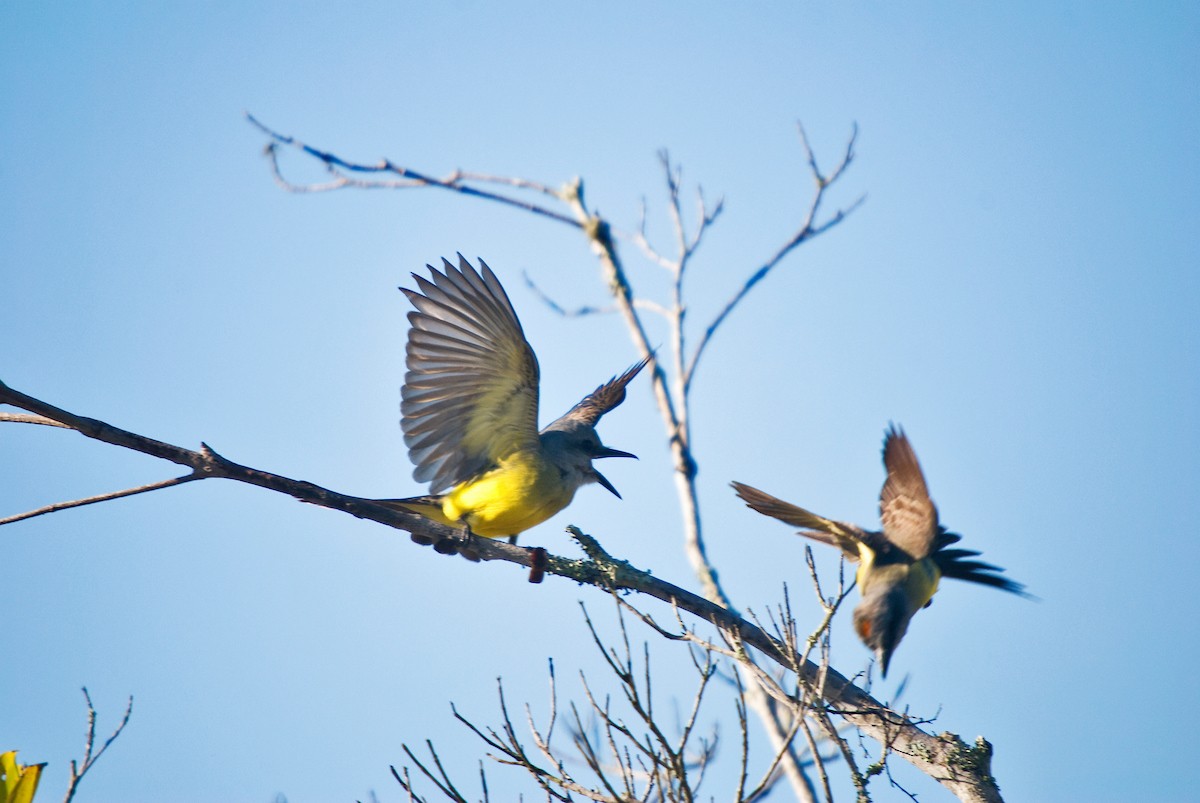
2,3,1197,801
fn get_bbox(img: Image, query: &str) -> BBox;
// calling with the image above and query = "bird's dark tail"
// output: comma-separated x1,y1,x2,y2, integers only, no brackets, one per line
933,546,1030,597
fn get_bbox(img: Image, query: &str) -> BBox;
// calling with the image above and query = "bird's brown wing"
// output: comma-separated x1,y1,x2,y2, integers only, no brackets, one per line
731,481,874,560
878,424,939,560
401,255,540,493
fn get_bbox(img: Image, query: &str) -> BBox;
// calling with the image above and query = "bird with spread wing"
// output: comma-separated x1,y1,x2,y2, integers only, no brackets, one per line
382,255,646,547
732,425,1027,677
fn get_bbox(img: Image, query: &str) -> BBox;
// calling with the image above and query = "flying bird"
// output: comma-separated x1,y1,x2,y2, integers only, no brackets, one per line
383,255,646,547
732,425,1026,677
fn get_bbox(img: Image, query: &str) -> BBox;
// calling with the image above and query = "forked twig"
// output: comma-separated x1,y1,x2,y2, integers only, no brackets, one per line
684,122,863,392
62,688,134,803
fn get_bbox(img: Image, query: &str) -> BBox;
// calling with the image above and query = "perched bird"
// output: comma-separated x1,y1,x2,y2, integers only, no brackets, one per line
384,255,646,545
732,425,1026,677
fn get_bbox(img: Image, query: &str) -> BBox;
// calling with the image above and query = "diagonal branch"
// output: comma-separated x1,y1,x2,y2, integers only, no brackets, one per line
3,378,1001,800
0,378,462,547
0,473,203,526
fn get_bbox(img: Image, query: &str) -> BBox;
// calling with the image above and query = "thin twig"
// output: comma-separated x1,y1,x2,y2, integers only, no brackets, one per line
0,473,202,526
62,688,133,803
247,113,582,228
0,412,71,428
0,379,464,546
685,123,863,393
522,271,617,317
396,743,467,803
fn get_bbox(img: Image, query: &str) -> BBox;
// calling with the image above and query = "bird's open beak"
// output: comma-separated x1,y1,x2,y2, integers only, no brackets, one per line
594,446,637,460
592,446,635,498
592,468,622,499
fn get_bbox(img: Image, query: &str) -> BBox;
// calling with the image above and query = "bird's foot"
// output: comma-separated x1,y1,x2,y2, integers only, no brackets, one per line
442,524,481,562
458,529,482,562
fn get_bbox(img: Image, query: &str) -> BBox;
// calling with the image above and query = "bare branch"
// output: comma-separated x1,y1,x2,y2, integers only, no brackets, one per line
812,703,869,803
247,113,582,228
3,373,1004,800
690,187,724,254
685,123,863,393
521,270,618,318
630,198,676,271
620,150,829,803
62,688,133,803
0,473,202,527
734,674,753,802
394,743,468,803
0,412,71,428
0,378,466,547
388,765,424,803
796,715,834,803
476,762,490,803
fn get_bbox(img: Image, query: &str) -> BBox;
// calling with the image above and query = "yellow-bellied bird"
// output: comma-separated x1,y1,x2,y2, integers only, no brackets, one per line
732,425,1026,677
383,255,646,545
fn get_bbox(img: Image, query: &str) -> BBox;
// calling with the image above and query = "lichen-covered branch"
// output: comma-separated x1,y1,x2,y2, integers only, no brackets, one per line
2,380,1003,800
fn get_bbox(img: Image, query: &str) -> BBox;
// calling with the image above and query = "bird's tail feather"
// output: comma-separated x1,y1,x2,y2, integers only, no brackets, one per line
933,548,1030,596
374,495,453,526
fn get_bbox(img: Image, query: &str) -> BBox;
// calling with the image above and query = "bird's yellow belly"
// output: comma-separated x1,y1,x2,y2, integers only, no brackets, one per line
858,556,942,612
442,451,576,538
907,559,941,609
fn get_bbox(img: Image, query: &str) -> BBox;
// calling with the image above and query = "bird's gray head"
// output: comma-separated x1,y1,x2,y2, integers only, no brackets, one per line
852,583,914,678
539,420,636,498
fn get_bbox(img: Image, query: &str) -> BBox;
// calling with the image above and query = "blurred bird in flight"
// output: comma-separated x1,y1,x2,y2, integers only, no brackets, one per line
732,425,1026,677
382,255,646,549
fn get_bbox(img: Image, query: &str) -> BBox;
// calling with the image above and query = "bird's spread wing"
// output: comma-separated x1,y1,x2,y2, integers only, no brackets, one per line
401,255,540,493
545,356,650,430
879,424,939,560
731,481,874,560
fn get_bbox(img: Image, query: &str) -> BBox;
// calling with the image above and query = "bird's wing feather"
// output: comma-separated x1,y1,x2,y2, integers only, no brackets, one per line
401,255,540,493
545,356,650,430
879,424,939,560
731,481,874,560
